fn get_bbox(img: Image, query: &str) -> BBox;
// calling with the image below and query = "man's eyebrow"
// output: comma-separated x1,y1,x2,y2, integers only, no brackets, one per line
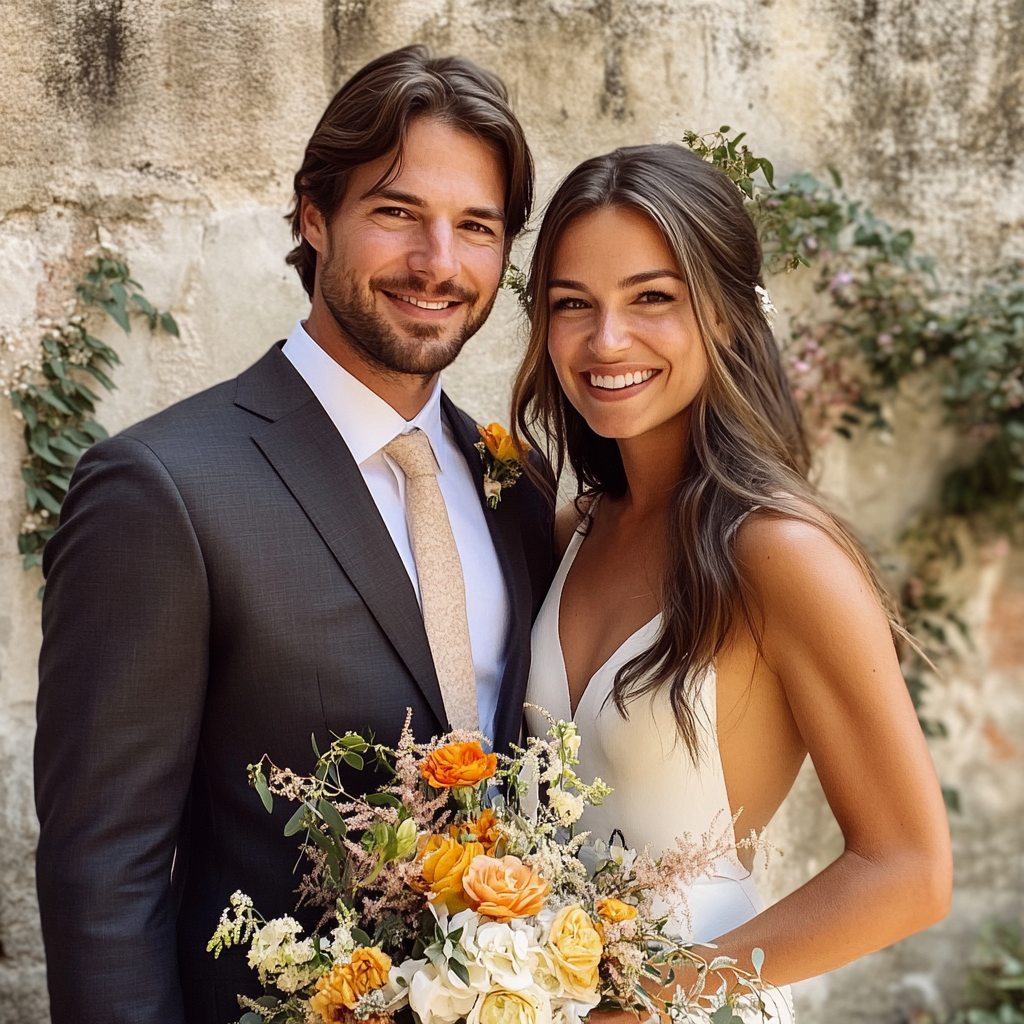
360,186,506,225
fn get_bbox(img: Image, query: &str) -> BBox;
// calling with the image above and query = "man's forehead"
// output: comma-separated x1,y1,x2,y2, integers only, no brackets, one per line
347,119,506,213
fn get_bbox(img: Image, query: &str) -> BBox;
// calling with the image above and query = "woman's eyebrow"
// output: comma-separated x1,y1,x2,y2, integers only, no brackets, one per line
618,269,683,288
548,278,588,291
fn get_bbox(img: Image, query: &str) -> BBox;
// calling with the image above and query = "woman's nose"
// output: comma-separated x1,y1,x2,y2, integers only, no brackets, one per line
589,311,632,356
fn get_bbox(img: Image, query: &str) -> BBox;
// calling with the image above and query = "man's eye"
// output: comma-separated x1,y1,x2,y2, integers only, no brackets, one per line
552,297,589,311
376,207,413,219
636,290,674,304
462,221,495,235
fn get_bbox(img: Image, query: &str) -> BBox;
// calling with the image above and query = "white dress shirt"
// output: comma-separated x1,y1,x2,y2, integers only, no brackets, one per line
282,320,510,741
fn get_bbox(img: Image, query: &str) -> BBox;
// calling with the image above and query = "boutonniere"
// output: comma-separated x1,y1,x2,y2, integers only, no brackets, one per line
475,422,530,509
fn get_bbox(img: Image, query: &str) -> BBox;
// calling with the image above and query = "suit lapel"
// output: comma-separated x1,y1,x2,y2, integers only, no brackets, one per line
238,347,447,728
441,395,533,753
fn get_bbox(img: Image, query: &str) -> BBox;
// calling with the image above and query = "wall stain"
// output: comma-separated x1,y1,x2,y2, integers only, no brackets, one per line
45,0,133,119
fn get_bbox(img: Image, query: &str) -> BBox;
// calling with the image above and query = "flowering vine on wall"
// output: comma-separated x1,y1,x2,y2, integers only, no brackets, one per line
2,243,177,594
685,130,1024,796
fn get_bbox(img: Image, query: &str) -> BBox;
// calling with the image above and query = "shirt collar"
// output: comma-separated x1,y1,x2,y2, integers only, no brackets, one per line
281,319,446,468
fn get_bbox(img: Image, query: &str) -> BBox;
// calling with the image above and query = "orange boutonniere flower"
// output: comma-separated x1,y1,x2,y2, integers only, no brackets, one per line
475,422,529,509
419,741,498,789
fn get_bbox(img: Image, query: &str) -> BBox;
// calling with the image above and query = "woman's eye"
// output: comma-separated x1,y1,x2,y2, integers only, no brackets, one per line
635,289,674,304
552,297,589,311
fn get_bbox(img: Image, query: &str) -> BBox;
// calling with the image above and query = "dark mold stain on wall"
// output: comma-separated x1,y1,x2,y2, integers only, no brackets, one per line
45,0,134,119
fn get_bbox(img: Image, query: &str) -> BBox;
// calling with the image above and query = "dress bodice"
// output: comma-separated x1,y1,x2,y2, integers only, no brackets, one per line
524,522,795,1023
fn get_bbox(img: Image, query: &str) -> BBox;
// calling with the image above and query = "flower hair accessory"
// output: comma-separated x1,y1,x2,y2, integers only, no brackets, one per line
475,423,529,509
755,283,777,326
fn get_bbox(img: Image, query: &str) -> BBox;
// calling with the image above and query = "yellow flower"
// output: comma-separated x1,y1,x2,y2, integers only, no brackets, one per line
420,742,498,789
452,808,503,855
473,988,542,1024
546,904,602,1000
310,947,392,1020
595,897,637,923
478,423,527,464
463,854,550,921
418,835,485,912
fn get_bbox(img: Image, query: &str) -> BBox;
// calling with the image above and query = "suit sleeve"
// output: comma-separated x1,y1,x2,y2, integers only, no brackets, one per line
35,434,210,1024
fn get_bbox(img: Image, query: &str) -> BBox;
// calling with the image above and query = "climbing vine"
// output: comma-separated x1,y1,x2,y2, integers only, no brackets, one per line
4,245,177,585
685,129,1024,787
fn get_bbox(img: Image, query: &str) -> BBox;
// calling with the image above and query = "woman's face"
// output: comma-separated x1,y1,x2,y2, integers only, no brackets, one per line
546,206,710,441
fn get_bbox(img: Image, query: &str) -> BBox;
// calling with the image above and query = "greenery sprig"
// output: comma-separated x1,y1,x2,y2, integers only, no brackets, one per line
684,129,1024,800
5,246,178,586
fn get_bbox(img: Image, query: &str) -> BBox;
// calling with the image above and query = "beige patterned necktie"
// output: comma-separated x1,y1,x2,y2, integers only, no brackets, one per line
383,429,479,732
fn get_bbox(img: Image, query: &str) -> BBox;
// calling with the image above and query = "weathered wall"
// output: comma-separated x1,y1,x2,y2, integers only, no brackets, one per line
1,2,1022,1022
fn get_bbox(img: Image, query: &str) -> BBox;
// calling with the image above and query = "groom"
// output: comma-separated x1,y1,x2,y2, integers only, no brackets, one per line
35,46,553,1024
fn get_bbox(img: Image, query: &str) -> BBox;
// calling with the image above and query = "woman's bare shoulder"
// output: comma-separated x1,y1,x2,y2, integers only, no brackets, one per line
553,496,595,557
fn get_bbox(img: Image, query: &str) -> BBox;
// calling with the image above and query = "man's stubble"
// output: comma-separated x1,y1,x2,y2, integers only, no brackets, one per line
319,248,499,380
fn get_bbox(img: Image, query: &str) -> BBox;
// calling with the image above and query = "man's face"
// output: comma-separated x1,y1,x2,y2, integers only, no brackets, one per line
305,117,507,377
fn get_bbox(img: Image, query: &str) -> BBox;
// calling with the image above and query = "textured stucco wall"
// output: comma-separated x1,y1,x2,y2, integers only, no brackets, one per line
1,2,1022,1022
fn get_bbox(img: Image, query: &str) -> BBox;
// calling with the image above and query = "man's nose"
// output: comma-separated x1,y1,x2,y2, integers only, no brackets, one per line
408,221,460,283
589,310,632,356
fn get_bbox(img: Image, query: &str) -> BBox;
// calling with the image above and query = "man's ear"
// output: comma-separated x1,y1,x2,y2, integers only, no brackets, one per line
300,196,327,255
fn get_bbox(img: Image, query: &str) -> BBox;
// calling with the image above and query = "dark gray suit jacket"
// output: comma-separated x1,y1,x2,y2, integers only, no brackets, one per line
34,343,555,1024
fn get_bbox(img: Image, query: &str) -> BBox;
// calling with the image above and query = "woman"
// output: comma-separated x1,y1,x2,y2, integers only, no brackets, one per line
515,145,952,1021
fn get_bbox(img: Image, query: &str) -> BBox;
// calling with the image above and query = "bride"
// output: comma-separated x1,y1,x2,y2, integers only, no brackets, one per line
515,144,952,1020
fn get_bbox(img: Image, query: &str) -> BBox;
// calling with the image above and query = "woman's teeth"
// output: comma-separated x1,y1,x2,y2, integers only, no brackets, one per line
589,369,656,390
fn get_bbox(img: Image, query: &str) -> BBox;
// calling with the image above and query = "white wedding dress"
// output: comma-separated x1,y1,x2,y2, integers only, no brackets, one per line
524,526,795,1024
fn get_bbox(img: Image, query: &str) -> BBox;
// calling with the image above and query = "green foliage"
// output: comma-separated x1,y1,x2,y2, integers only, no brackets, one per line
949,922,1024,1024
684,128,1024,785
8,249,177,584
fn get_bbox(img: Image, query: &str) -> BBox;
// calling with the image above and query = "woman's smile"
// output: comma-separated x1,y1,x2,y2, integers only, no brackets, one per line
546,205,708,440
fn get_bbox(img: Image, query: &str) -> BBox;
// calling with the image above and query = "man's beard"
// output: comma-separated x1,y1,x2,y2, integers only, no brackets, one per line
319,254,496,377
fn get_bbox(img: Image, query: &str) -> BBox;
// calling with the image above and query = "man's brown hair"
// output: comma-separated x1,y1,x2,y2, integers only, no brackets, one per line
287,45,534,298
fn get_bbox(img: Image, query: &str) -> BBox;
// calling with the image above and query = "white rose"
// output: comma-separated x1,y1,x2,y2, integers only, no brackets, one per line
408,961,482,1024
551,999,600,1024
472,921,533,992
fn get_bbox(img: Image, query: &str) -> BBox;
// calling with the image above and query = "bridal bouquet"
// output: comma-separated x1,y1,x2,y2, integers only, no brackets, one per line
208,710,767,1024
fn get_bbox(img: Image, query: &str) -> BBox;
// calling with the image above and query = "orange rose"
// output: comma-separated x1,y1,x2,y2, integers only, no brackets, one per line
454,808,503,855
595,897,637,922
310,947,392,1021
419,835,485,912
478,423,527,464
420,742,498,789
462,854,550,921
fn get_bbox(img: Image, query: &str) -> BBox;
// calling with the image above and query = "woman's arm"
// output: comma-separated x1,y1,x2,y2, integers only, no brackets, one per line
704,513,953,987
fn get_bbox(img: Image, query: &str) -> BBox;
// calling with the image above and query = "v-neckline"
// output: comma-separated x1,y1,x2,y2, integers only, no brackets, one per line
555,526,661,720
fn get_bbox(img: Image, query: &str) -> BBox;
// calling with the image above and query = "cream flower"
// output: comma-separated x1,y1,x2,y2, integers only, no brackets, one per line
408,960,481,1024
468,985,552,1024
546,906,602,1002
470,921,533,992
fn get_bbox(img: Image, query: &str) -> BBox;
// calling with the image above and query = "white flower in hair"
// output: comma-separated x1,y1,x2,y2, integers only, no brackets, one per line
755,284,777,326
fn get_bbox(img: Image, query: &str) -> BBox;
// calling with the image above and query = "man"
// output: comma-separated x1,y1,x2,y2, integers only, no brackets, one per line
35,46,553,1024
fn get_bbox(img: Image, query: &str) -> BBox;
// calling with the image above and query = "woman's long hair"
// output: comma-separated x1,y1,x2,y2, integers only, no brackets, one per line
511,144,905,758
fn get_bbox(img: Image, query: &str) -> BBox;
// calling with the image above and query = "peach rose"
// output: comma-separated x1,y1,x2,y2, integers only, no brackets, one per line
595,897,637,923
462,855,549,921
420,742,498,789
419,835,485,912
310,947,392,1021
547,905,602,1000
